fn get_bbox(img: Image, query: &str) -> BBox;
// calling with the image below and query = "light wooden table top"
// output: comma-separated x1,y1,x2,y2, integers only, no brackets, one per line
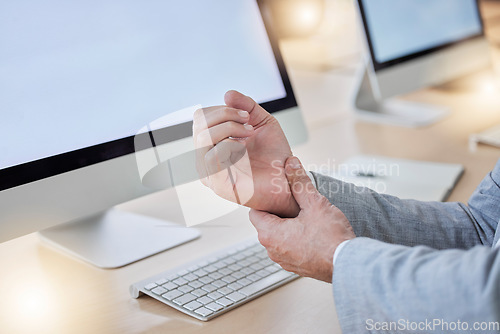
2,6,500,332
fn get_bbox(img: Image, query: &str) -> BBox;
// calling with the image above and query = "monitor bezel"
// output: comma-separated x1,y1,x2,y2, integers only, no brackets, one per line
357,0,485,71
0,0,297,192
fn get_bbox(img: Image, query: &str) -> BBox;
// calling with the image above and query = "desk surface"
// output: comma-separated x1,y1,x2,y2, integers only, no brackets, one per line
2,3,500,333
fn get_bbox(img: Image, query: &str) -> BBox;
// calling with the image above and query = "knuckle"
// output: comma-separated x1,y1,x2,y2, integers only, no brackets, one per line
222,107,233,119
198,129,214,146
316,194,331,207
267,251,279,263
258,233,271,248
193,108,206,124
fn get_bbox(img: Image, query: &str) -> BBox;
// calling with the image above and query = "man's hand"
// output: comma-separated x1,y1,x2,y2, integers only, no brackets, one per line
193,90,299,217
249,156,356,282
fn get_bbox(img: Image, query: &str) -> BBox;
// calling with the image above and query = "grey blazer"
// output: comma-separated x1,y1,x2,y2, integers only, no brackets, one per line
312,159,500,333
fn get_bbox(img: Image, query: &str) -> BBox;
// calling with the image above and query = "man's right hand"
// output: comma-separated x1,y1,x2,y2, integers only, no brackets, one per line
192,90,300,218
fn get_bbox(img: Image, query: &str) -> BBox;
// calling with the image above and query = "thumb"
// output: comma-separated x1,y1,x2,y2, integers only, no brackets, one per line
224,90,272,127
285,156,318,210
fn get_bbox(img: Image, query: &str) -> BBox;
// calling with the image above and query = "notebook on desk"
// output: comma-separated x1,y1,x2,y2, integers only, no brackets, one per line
321,155,464,202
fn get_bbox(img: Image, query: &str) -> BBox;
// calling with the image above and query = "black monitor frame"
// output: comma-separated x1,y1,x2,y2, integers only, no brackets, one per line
0,0,297,192
357,0,485,71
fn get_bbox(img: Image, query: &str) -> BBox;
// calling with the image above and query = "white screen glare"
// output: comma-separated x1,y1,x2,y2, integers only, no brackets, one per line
0,0,287,170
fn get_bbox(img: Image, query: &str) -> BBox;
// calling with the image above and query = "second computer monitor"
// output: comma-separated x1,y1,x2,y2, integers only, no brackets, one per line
355,0,490,127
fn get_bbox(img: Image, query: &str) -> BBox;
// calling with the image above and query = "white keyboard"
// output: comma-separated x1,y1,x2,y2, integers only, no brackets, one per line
130,237,298,321
470,124,500,151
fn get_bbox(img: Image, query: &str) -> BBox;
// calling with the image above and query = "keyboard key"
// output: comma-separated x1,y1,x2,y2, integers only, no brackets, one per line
216,297,233,307
236,278,252,287
221,276,236,284
206,302,224,312
194,269,208,277
177,269,189,276
228,264,242,271
240,268,254,275
183,273,198,282
194,307,213,317
188,280,204,289
247,256,260,264
247,274,261,282
256,252,268,259
144,283,157,290
265,264,280,273
198,276,214,284
231,271,245,279
166,274,178,281
256,269,272,278
233,253,245,260
151,287,167,295
208,272,223,280
187,265,199,272
238,259,251,267
250,263,264,271
162,289,183,300
207,292,223,300
222,258,236,265
173,277,188,286
203,265,218,273
178,285,194,293
217,287,233,295
249,245,265,253
184,301,202,311
227,292,246,302
211,280,226,288
201,284,217,293
162,282,178,290
261,258,274,266
213,261,226,269
218,268,232,276
239,271,292,296
197,296,213,305
243,250,254,257
192,289,208,297
173,293,197,306
155,278,168,286
227,282,243,291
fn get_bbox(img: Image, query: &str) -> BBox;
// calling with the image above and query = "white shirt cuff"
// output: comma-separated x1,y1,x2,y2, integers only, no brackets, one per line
306,171,317,189
333,239,351,269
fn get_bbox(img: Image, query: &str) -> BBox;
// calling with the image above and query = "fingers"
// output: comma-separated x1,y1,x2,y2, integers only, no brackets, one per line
204,140,247,175
193,106,250,131
249,209,281,233
285,156,320,210
194,121,253,180
224,90,272,127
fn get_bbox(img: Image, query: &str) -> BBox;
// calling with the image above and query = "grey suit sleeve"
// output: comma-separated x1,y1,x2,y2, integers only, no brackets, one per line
332,238,500,333
311,160,500,249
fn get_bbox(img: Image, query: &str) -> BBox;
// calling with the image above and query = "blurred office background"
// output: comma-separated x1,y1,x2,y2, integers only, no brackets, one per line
263,0,500,136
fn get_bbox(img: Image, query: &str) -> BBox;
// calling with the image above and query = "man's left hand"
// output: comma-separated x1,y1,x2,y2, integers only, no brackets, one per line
249,156,356,282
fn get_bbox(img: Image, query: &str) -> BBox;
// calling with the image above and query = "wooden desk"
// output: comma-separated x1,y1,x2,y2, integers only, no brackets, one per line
2,4,500,333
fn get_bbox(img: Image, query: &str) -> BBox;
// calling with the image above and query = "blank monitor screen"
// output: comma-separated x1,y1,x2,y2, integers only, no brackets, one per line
359,0,483,69
0,0,290,185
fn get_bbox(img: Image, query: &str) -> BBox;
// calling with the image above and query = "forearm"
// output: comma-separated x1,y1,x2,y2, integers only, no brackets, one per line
312,172,488,249
332,238,500,333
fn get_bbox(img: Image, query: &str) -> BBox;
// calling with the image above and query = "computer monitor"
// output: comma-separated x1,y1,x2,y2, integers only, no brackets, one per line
0,0,307,268
354,0,491,127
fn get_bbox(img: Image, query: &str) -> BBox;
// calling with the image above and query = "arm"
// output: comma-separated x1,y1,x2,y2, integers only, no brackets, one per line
333,238,500,333
312,159,500,249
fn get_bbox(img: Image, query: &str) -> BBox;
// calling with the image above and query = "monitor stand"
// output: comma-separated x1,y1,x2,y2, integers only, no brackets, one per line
353,67,448,127
39,209,200,269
